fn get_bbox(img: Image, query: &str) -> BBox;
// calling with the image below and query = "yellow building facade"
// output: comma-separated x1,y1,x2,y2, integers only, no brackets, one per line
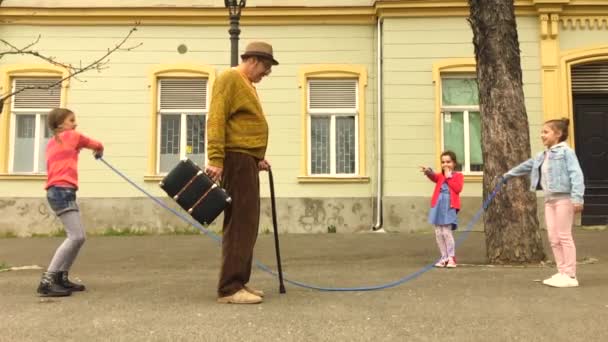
0,0,607,235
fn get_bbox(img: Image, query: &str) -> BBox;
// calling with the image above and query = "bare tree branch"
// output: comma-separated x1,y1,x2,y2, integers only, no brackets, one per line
0,24,142,111
0,35,76,71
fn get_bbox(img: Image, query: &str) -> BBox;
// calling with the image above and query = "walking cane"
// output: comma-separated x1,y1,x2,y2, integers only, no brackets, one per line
268,168,286,294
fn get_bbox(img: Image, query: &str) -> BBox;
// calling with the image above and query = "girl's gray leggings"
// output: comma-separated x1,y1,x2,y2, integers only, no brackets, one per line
47,211,86,272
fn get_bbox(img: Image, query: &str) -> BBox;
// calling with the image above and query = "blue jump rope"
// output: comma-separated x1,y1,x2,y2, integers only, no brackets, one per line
99,157,504,293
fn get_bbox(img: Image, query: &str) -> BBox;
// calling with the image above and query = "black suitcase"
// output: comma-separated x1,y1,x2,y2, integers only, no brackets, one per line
159,159,231,226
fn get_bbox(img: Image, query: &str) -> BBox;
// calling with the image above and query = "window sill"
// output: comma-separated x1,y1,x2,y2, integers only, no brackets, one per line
297,176,370,183
0,174,46,180
144,175,165,182
464,174,483,182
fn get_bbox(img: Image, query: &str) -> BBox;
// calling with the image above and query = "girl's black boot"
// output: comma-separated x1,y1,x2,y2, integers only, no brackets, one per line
59,271,85,291
36,271,72,297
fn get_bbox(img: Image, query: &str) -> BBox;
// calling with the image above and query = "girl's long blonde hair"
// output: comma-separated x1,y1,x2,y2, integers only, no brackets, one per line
47,108,74,142
544,117,570,142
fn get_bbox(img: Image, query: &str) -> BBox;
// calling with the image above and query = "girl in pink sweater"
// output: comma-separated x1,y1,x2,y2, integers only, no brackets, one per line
37,108,103,297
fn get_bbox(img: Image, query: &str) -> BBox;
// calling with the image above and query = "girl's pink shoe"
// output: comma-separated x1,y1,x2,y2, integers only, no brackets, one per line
446,257,457,268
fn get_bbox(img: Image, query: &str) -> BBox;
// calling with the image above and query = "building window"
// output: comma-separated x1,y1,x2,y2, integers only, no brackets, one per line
440,76,483,174
157,78,207,174
307,79,358,175
297,65,367,182
10,78,60,174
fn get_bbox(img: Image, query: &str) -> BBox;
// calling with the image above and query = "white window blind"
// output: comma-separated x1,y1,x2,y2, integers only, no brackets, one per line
13,78,61,109
308,79,357,110
572,62,608,93
160,78,207,110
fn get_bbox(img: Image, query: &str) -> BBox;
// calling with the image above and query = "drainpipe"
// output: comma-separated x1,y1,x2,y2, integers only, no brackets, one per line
372,17,384,232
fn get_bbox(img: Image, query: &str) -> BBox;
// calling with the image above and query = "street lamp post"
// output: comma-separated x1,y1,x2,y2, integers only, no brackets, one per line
224,0,247,67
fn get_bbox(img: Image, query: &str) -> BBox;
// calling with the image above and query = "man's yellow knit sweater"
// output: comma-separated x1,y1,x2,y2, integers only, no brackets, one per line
207,69,269,168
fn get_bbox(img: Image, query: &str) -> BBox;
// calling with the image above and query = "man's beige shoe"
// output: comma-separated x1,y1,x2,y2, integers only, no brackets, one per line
244,285,264,298
217,289,262,304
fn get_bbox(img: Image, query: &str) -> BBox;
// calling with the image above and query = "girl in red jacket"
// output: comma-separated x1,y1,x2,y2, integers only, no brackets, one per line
420,151,464,268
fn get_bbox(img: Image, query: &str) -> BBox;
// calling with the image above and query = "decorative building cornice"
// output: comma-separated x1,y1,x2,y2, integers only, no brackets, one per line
0,7,377,26
0,0,607,25
561,16,608,29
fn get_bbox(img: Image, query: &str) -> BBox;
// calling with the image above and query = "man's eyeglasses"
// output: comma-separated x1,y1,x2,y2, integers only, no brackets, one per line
260,59,273,74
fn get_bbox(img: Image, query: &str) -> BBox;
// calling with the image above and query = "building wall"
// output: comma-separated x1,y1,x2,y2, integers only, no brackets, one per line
0,14,570,235
380,16,543,231
0,24,376,197
0,24,379,235
560,26,608,52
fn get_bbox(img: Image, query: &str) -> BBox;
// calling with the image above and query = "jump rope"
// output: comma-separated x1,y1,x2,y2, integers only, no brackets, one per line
98,157,505,293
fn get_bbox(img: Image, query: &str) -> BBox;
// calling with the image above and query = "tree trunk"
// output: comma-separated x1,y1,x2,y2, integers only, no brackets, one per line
468,0,545,263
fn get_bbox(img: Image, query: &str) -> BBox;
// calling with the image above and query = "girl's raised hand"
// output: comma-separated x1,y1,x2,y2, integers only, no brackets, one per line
419,166,430,173
443,167,452,178
93,149,103,159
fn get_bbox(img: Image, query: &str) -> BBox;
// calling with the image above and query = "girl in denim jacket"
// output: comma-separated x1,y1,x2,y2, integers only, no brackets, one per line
37,108,104,297
504,118,584,288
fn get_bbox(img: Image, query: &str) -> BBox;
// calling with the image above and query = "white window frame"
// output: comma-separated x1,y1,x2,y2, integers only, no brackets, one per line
306,79,359,176
440,75,482,175
8,79,57,175
156,78,208,175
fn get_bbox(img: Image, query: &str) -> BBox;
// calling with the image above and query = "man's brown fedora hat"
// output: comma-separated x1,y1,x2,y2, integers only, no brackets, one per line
241,41,279,65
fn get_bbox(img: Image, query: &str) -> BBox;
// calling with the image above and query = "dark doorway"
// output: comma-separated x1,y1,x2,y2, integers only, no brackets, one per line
573,96,608,225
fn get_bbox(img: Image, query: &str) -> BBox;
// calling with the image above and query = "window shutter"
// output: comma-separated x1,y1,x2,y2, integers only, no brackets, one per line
572,62,608,93
308,79,357,110
13,78,61,109
160,78,207,110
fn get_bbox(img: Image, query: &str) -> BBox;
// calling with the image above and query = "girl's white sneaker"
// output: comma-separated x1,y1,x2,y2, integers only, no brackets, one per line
446,257,457,268
542,273,579,288
542,272,562,284
434,258,447,268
